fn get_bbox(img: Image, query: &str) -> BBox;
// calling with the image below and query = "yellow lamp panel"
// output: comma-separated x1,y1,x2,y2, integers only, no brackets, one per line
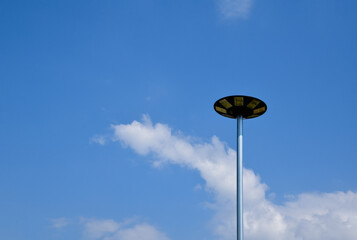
215,106,227,114
219,99,233,109
246,114,259,119
234,97,244,106
253,107,266,114
247,99,260,109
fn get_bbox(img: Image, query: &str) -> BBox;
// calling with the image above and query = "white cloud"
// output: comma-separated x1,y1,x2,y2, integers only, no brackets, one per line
218,0,254,19
82,218,120,239
51,217,71,229
194,184,203,191
108,223,170,240
91,135,107,145
280,191,357,240
81,218,170,240
112,115,357,240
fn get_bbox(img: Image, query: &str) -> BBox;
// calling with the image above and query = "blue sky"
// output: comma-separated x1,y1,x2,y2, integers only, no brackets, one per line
1,0,357,239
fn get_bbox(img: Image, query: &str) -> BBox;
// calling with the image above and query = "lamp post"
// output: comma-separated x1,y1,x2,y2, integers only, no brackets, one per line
214,95,267,240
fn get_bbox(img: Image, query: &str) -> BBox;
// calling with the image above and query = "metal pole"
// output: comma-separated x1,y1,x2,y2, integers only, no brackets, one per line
237,115,243,240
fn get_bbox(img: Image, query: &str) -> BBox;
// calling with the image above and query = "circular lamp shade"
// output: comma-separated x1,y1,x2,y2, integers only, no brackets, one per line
214,95,267,119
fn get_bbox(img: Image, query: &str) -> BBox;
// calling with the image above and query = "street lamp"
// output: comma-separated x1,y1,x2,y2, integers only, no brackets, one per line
214,95,267,240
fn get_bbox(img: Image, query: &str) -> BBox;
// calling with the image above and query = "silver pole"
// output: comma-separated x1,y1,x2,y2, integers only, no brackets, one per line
237,115,243,240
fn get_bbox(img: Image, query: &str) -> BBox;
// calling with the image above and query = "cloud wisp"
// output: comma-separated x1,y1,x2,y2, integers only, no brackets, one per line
51,217,71,229
110,115,357,240
90,135,107,145
52,217,170,240
218,0,254,19
80,218,170,240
